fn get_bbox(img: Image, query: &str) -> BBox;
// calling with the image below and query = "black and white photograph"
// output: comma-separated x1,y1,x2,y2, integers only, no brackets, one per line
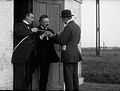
0,0,120,91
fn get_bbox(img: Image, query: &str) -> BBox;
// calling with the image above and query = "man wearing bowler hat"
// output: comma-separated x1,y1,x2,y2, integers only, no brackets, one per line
47,9,82,90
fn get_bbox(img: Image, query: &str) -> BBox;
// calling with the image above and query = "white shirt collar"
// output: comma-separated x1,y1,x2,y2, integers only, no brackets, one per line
23,20,29,25
64,19,73,26
40,25,47,30
67,19,73,25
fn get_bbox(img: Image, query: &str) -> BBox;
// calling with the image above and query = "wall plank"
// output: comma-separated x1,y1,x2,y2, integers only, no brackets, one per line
0,0,13,90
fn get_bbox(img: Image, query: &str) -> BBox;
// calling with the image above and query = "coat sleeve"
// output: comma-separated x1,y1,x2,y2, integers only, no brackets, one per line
53,25,72,45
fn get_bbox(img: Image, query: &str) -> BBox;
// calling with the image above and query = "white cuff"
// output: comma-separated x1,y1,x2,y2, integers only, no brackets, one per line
39,34,44,40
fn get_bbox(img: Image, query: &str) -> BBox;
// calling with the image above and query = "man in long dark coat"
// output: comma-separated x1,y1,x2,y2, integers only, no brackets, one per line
35,14,60,91
48,9,82,91
11,11,38,90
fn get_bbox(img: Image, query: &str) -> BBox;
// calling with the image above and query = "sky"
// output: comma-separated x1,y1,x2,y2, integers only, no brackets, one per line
81,0,120,47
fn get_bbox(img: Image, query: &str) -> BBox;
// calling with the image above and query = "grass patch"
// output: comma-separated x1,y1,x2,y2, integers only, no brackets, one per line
79,82,120,91
81,48,120,84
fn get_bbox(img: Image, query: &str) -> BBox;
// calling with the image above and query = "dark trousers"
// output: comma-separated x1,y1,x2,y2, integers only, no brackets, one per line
13,52,36,90
63,63,79,91
39,63,50,91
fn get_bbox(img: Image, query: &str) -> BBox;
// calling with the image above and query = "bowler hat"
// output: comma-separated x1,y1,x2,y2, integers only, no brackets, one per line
61,9,74,18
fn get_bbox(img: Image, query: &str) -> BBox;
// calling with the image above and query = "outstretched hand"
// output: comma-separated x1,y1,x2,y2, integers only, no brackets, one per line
31,28,39,32
44,31,54,37
39,31,54,40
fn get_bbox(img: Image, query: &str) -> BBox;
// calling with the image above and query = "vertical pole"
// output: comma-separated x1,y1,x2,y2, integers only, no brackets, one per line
96,0,100,56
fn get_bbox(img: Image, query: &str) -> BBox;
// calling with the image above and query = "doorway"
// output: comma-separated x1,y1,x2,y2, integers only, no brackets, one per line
14,0,33,47
14,0,64,90
14,0,33,24
32,0,64,90
33,0,64,56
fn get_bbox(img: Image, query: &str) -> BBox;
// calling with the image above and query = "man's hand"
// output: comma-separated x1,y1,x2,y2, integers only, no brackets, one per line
39,33,47,40
31,28,39,32
39,31,54,40
45,31,53,37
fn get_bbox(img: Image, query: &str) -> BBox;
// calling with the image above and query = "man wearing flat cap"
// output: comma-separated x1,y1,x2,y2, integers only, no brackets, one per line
48,9,82,90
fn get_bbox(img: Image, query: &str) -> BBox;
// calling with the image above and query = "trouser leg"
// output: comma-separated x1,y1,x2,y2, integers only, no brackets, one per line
26,52,36,90
13,64,27,90
63,63,79,91
63,63,73,90
39,63,50,91
73,63,79,90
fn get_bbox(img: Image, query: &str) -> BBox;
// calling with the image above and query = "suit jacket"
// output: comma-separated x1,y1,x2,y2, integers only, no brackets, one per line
35,25,60,63
11,22,36,64
52,21,82,63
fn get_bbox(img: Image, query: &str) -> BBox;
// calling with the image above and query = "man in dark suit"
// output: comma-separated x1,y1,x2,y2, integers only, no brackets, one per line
12,11,38,90
35,14,60,90
48,9,82,90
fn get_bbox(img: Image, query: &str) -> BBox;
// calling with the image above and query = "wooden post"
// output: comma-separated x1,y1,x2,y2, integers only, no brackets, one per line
96,0,100,56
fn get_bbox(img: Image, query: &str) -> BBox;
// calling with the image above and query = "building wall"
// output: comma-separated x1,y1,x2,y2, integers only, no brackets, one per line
0,0,13,90
65,0,82,26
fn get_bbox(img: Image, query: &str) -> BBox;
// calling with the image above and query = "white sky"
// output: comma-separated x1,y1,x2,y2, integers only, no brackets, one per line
81,0,120,47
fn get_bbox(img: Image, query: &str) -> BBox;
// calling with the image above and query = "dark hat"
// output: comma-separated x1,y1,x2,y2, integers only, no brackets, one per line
61,9,74,18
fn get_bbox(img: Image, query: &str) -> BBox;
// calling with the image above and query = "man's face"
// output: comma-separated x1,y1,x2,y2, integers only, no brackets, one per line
62,18,67,25
41,18,50,28
26,13,34,24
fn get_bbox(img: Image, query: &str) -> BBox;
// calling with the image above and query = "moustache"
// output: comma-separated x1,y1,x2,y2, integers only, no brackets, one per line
46,24,49,26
